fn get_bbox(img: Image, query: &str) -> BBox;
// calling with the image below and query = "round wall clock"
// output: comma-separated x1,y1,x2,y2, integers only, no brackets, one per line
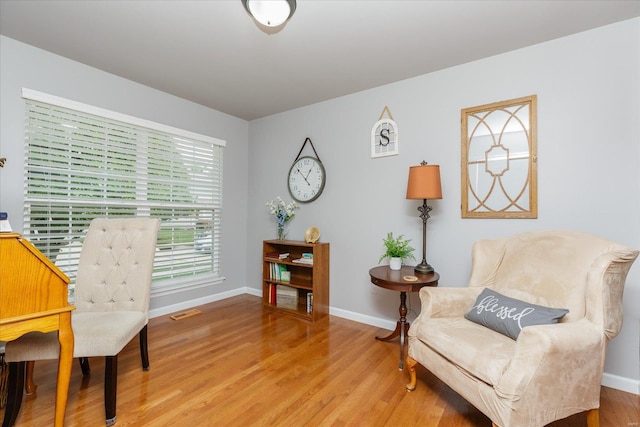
371,118,399,158
288,156,326,203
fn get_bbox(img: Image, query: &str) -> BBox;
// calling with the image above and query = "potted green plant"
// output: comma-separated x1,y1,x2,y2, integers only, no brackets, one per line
379,232,415,270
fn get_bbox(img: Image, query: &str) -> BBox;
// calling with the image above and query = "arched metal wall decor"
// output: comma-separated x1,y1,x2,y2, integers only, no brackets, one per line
461,95,537,218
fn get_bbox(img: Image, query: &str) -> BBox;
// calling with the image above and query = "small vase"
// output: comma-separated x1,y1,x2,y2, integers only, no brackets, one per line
277,223,288,240
389,257,402,270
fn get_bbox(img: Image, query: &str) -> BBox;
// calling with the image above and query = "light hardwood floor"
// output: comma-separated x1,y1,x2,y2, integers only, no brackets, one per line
2,294,638,426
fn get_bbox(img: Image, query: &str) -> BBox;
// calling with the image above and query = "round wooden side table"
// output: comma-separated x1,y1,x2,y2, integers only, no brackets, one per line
369,265,439,370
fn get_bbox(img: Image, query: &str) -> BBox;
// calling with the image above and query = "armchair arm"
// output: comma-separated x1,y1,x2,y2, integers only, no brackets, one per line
417,286,483,318
495,319,604,410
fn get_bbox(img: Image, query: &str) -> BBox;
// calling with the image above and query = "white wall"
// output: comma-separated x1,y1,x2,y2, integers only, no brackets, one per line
247,18,640,393
0,35,250,311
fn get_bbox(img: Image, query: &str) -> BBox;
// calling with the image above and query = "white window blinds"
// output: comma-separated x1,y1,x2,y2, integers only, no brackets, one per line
22,89,225,294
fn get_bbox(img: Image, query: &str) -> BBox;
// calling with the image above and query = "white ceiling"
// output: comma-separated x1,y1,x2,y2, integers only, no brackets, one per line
1,0,639,121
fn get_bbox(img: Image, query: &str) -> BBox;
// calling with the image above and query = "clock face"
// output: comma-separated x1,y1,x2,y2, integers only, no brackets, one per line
371,118,399,158
288,156,326,203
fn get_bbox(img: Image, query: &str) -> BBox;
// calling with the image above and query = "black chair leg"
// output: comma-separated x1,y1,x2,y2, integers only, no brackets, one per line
2,361,25,427
79,357,91,376
139,325,149,371
104,355,117,426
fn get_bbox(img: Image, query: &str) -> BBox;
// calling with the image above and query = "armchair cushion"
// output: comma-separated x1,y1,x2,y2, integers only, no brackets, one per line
464,288,569,340
414,316,515,386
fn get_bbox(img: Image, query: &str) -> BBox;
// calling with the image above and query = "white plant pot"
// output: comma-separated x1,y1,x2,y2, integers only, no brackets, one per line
389,257,402,270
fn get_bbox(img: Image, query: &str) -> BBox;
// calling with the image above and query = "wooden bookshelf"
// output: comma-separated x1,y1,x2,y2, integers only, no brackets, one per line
262,240,329,322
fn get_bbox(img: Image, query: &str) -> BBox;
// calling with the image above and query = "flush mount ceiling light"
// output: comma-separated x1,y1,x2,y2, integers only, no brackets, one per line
242,0,296,28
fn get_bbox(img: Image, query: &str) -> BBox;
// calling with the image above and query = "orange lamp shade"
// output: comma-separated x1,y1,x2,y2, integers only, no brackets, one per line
406,164,442,200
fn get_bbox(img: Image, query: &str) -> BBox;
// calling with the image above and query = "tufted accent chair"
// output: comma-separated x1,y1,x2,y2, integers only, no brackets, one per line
406,230,638,427
3,217,160,426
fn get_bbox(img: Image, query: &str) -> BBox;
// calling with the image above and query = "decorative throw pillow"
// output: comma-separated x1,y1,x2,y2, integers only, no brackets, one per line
464,288,569,340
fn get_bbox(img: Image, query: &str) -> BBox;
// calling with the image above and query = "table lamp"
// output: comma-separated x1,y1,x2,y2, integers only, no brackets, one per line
406,161,442,274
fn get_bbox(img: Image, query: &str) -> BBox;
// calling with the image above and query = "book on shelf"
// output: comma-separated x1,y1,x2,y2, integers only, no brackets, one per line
280,271,291,283
306,292,313,313
266,252,290,260
269,262,289,281
268,283,277,304
292,258,313,265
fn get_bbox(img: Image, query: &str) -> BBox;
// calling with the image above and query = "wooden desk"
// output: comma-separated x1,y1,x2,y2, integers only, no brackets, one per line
0,233,75,427
369,265,438,370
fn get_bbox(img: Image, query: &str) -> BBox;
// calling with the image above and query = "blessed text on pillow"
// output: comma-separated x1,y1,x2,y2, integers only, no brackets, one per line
464,288,569,340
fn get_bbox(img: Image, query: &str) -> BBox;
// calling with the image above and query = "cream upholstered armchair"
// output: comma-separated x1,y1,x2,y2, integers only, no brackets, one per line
3,217,160,426
406,230,638,427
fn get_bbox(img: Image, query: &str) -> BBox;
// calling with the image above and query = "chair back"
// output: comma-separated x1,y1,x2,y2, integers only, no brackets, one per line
74,217,160,318
469,230,638,337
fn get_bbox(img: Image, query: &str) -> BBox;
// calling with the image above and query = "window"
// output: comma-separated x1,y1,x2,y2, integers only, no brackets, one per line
22,89,225,296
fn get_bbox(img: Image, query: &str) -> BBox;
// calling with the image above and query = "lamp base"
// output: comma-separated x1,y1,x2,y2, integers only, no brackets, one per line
414,261,434,275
